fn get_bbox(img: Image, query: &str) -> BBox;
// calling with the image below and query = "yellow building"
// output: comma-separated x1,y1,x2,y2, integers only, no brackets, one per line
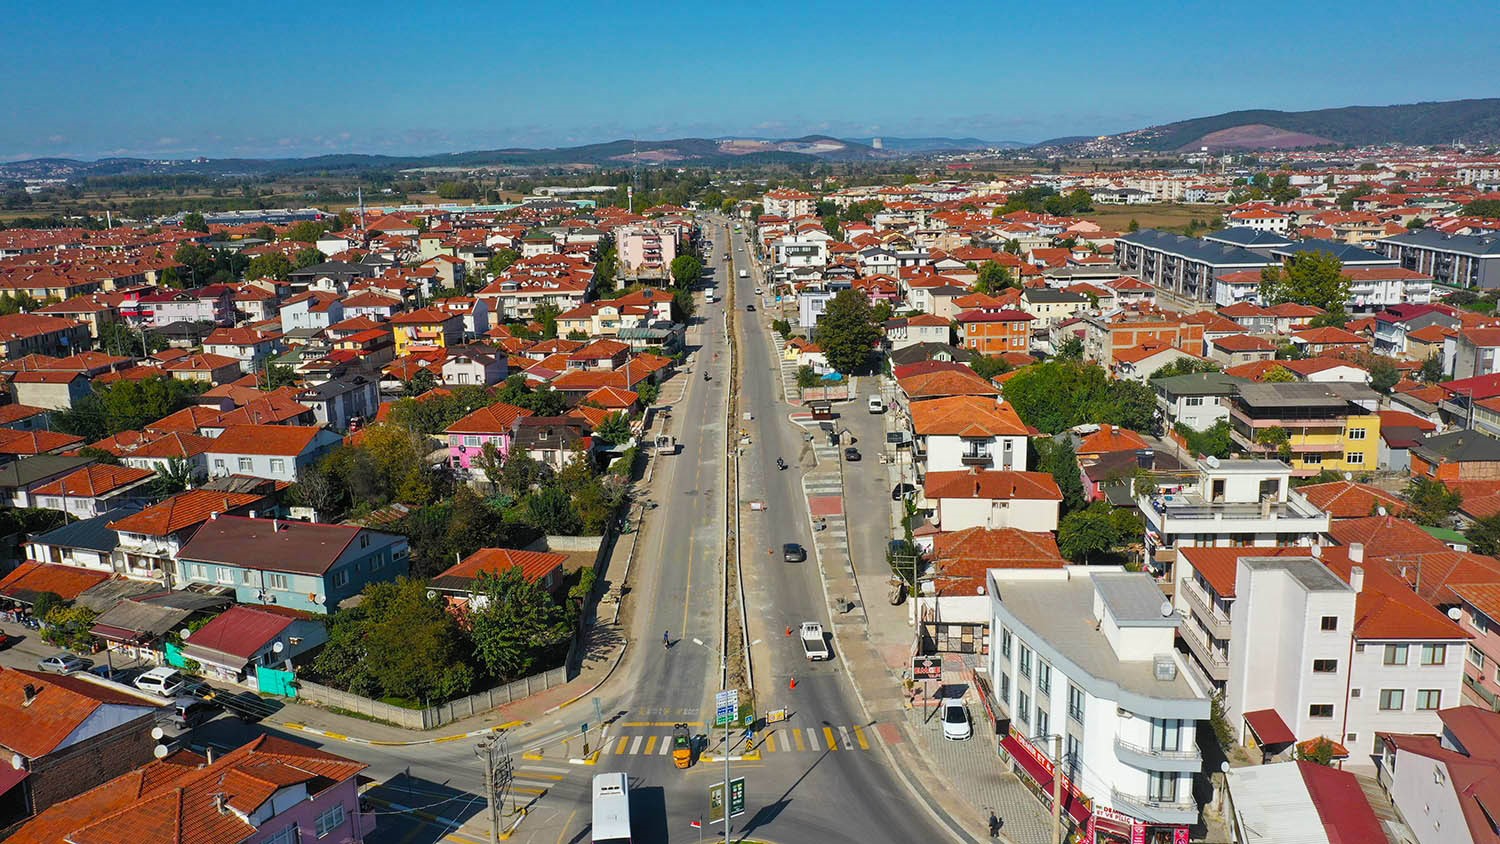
1227,382,1381,476
389,307,464,357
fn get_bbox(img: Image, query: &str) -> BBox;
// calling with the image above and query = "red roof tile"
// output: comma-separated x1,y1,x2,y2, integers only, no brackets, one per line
0,668,155,758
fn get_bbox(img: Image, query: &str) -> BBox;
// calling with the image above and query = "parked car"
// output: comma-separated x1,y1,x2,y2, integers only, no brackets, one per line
942,698,972,741
163,696,220,729
133,666,188,697
219,691,283,723
0,632,11,650
38,654,92,674
746,303,756,311
891,483,915,500
754,287,763,295
843,447,861,462
783,543,807,563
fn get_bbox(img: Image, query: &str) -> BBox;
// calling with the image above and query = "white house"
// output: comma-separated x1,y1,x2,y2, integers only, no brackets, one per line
883,314,951,350
921,469,1062,533
989,567,1209,839
204,424,342,483
909,395,1029,476
1376,706,1500,844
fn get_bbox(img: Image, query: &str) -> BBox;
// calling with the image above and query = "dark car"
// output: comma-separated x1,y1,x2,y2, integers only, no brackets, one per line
892,482,915,500
746,304,756,311
218,691,283,723
162,696,220,729
844,447,861,462
783,543,807,563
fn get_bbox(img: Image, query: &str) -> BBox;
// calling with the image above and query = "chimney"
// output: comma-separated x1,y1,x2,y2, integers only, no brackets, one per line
22,684,38,706
206,747,214,765
1100,423,1112,437
210,511,218,520
212,793,228,814
1349,542,1364,564
1351,565,1365,594
248,510,257,520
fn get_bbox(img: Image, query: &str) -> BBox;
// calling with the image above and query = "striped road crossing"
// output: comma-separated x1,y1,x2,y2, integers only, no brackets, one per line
603,725,873,756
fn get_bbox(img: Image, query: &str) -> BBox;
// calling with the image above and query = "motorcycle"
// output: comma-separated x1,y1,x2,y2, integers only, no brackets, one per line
776,458,787,471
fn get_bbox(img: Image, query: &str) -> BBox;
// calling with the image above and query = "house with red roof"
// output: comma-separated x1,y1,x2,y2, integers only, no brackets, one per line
445,402,533,475
6,735,368,844
203,424,341,483
1207,333,1276,367
29,464,156,519
921,469,1061,533
1290,325,1371,356
179,604,326,689
430,547,568,614
0,667,162,829
909,395,1029,473
1377,706,1500,844
955,308,1033,356
1226,760,1386,844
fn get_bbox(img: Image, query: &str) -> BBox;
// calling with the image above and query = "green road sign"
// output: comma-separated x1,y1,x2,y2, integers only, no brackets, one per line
708,782,725,824
729,776,746,818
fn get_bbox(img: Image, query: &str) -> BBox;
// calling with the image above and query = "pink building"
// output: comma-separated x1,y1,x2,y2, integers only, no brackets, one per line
445,401,533,473
616,224,680,280
1453,583,1500,709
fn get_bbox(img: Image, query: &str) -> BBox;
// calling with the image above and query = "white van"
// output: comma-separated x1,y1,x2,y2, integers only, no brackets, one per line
134,667,188,697
738,269,748,279
591,772,632,843
868,395,885,414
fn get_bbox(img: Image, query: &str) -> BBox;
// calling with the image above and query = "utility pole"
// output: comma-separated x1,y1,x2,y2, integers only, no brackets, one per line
475,731,513,843
1050,734,1064,844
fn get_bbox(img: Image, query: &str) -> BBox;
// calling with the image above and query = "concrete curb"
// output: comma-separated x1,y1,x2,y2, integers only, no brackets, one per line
543,637,630,716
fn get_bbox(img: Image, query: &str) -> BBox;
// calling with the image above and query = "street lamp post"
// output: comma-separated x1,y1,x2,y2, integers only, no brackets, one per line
692,637,732,844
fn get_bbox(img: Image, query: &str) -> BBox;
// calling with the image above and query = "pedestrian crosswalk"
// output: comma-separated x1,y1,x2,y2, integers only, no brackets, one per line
603,724,874,756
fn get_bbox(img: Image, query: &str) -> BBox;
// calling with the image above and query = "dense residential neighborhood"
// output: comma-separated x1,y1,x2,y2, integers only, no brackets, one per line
5,60,1500,844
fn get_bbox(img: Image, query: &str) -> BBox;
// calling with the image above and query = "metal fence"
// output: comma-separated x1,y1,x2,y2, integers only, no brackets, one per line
295,665,569,731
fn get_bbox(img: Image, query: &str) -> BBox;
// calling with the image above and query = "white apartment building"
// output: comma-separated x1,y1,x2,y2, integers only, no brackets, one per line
1139,458,1329,581
988,567,1209,839
1226,549,1468,768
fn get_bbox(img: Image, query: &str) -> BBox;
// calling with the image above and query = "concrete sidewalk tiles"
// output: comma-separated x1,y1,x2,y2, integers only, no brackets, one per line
904,706,1052,844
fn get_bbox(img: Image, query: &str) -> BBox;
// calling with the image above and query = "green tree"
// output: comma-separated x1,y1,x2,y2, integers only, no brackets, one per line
1039,437,1086,513
499,450,549,498
1462,199,1500,217
1058,502,1126,563
1174,420,1233,459
259,363,299,391
487,249,520,277
0,291,40,316
814,290,880,374
1151,357,1220,379
152,458,196,495
181,212,208,233
51,376,204,442
245,252,292,281
1260,251,1349,315
1406,216,1427,230
594,412,631,446
974,261,1014,294
669,255,703,288
821,215,842,239
637,381,660,406
401,368,438,397
1404,476,1462,526
467,568,572,682
293,247,324,269
1368,357,1400,393
1127,218,1140,233
1467,513,1500,556
970,354,1011,381
1003,360,1154,434
1256,426,1293,462
1055,336,1084,361
252,224,275,242
534,302,561,339
523,486,582,535
1419,355,1445,382
313,578,474,702
795,365,817,389
1297,737,1336,767
283,220,330,243
1262,365,1297,382
41,604,99,651
172,241,216,283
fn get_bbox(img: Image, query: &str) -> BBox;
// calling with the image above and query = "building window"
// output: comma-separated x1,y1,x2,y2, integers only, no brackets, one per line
999,672,1010,708
1421,644,1447,666
1184,396,1204,407
1152,718,1182,753
1379,689,1405,711
192,564,207,580
1037,662,1052,696
1475,611,1492,635
1312,659,1337,673
1384,644,1409,665
216,568,235,584
241,571,254,584
1036,708,1049,738
331,569,350,589
1345,452,1365,465
464,436,479,447
1347,428,1367,440
264,825,298,844
1000,627,1012,659
1416,690,1442,710
315,804,346,837
1067,684,1084,723
1148,772,1177,803
1308,704,1334,719
266,573,289,590
1320,616,1339,631
1469,645,1487,670
270,458,286,475
1017,691,1031,726
1018,646,1032,679
237,457,253,472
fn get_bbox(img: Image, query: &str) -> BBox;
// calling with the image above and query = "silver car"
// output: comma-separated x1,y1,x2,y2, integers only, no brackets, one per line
38,654,93,675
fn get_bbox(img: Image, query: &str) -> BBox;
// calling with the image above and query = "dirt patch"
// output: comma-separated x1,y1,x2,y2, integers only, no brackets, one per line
1182,123,1334,151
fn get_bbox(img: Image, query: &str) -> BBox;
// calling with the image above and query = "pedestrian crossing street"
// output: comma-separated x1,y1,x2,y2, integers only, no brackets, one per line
603,724,874,756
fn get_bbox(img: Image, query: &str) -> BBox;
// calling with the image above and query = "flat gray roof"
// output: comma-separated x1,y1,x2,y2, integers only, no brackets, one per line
1241,556,1351,593
1236,381,1371,408
994,572,1203,703
1094,572,1177,627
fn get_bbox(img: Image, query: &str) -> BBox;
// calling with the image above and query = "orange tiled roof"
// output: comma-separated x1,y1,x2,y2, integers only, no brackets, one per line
30,464,153,498
434,547,567,587
0,667,154,758
0,562,112,603
445,402,533,435
910,395,1028,437
0,428,83,455
1077,424,1148,455
1296,481,1406,520
107,490,265,537
924,469,1061,501
206,424,326,456
897,367,1000,400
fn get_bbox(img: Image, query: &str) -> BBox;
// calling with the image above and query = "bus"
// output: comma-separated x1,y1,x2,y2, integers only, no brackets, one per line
591,772,632,843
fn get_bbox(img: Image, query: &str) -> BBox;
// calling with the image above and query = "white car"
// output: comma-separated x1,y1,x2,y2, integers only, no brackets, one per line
754,287,763,295
942,698,971,741
134,667,188,697
38,654,93,674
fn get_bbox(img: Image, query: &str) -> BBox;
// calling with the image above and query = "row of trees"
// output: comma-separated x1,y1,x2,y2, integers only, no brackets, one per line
1002,360,1156,434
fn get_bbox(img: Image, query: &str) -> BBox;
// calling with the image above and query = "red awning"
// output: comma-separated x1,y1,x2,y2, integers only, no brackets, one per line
0,765,29,798
1244,708,1297,746
1000,734,1092,826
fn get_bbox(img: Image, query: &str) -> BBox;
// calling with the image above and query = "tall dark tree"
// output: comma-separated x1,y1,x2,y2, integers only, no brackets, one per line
815,290,880,374
467,568,572,682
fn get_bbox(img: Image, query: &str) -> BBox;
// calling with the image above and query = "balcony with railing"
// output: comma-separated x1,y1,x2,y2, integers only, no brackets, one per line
960,444,993,467
1177,617,1229,682
1139,490,1329,538
1110,788,1199,825
1113,736,1203,773
1178,578,1232,639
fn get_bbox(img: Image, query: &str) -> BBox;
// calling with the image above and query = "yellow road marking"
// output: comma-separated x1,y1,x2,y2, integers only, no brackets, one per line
433,734,466,743
793,730,805,752
764,733,776,753
614,736,629,754
554,810,577,844
519,773,565,781
619,721,704,727
324,732,347,741
512,786,548,795
854,725,869,750
644,735,658,755
823,726,838,751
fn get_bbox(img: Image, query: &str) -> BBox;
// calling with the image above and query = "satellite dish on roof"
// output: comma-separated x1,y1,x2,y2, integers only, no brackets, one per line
179,628,191,641
1449,607,1464,621
271,641,284,654
1205,455,1220,468
1377,506,1388,516
10,753,21,771
153,744,169,760
1160,600,1174,618
426,590,439,601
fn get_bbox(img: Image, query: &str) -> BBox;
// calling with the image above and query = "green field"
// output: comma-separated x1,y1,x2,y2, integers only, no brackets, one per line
1085,204,1226,234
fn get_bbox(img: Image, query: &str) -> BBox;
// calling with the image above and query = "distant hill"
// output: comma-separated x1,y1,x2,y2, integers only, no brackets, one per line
840,136,1023,152
1041,98,1500,154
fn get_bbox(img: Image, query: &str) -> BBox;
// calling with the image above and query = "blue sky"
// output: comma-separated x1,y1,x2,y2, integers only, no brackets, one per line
2,1,1498,161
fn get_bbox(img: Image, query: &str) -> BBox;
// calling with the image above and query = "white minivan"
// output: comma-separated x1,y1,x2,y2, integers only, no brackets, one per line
868,395,885,414
134,667,188,697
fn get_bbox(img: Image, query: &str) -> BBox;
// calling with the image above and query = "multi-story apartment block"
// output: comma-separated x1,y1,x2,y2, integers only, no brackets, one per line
1115,230,1273,304
1378,230,1500,290
1227,382,1381,476
988,567,1209,840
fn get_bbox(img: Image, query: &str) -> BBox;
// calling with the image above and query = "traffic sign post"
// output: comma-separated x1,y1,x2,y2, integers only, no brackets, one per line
729,777,746,818
708,782,725,824
714,689,739,727
913,656,943,717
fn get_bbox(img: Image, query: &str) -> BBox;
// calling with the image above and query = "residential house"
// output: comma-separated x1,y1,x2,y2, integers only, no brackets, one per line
390,306,465,356
1152,372,1244,433
29,464,156,520
278,290,345,333
441,344,509,387
7,370,90,411
176,515,409,613
1227,381,1381,476
204,327,281,374
1020,287,1089,325
920,469,1062,533
162,352,242,385
512,416,590,470
1376,707,1500,844
1111,342,1200,381
0,314,91,359
1411,430,1500,483
909,395,1029,476
1226,761,1386,844
1290,326,1371,357
988,567,1208,838
6,735,368,844
106,488,273,584
204,424,342,483
883,314,951,350
0,428,84,463
1296,480,1406,520
179,604,328,689
0,404,49,432
445,403,533,474
117,431,213,481
2,455,97,508
1207,334,1276,368
429,547,567,614
955,309,1033,356
0,667,161,829
23,507,134,578
296,376,379,432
